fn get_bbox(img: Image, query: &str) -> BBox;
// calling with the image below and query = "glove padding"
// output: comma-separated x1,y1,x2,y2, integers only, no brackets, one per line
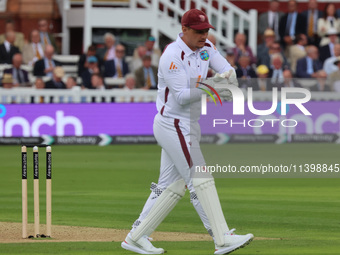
218,90,233,101
199,69,239,94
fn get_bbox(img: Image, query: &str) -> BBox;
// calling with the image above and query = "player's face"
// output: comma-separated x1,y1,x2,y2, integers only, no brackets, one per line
183,27,209,51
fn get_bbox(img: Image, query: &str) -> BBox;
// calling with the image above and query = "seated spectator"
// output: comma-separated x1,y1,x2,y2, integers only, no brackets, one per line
309,70,332,91
256,65,271,91
116,74,136,102
31,78,45,103
323,43,340,75
23,29,44,66
281,69,301,88
90,73,108,103
33,45,61,77
66,76,78,89
3,53,30,87
77,44,98,76
317,3,340,47
258,0,283,40
269,53,288,88
0,19,25,51
226,48,236,68
38,19,58,53
0,31,20,64
125,74,136,90
1,73,13,88
33,77,45,89
130,45,147,73
133,36,161,68
257,41,288,69
301,0,322,46
135,55,158,89
288,34,307,74
45,66,66,89
104,44,129,78
91,73,105,90
236,55,259,90
327,57,340,90
279,0,306,50
145,36,161,67
319,28,339,63
257,29,276,61
81,56,100,89
97,33,116,62
232,33,256,65
296,46,322,78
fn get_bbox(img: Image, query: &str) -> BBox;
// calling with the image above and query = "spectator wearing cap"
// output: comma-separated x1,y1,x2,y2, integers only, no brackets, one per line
301,0,322,46
104,44,129,78
279,0,307,50
258,0,284,39
327,56,340,91
45,66,66,89
134,55,158,89
257,29,276,60
296,45,322,78
1,73,13,88
3,53,30,87
0,31,20,64
309,70,332,91
236,55,259,90
77,44,99,76
23,29,45,66
288,34,307,74
97,33,116,62
33,45,61,77
133,36,161,68
80,55,100,89
256,64,271,91
232,33,256,65
319,28,339,63
323,44,340,75
317,3,340,47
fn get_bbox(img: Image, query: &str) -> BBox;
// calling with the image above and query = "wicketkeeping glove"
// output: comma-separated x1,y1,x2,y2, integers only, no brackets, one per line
198,69,238,101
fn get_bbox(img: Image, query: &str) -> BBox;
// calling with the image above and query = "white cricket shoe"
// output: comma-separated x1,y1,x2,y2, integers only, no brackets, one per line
214,229,254,255
121,233,165,254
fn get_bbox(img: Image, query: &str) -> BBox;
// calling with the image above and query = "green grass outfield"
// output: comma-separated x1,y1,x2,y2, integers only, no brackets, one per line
0,144,339,254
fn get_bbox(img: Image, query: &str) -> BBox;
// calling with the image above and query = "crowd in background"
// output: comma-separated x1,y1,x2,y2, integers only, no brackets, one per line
0,0,340,94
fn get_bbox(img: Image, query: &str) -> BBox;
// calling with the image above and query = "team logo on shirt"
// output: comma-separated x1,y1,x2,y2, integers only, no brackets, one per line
200,50,209,61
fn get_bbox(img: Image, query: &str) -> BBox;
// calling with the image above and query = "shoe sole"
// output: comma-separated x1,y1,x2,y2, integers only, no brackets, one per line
214,236,253,255
121,241,165,254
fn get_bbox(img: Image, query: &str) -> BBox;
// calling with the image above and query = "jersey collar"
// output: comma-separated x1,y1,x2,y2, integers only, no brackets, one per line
177,33,197,56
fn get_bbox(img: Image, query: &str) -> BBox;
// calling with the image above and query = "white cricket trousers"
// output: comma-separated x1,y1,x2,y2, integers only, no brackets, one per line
131,113,212,236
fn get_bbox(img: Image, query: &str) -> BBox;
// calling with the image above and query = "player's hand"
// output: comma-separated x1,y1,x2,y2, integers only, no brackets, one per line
200,70,238,92
218,90,233,101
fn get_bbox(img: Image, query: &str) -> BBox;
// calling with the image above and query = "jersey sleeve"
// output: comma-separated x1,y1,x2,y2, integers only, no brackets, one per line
160,53,203,106
207,42,234,74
